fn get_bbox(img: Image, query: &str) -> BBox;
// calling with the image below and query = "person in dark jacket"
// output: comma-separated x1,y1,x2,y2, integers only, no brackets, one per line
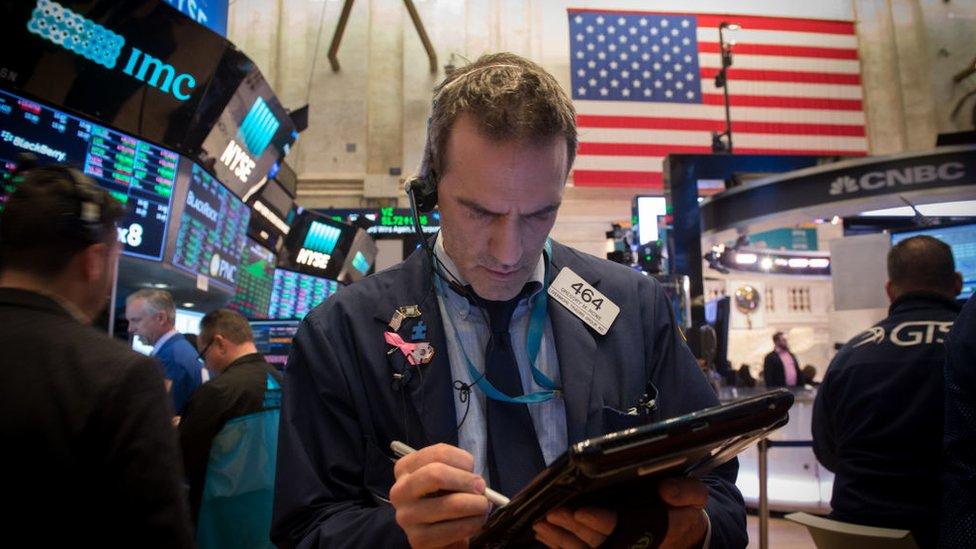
763,332,802,388
0,164,194,547
813,235,963,548
943,294,976,548
179,308,284,524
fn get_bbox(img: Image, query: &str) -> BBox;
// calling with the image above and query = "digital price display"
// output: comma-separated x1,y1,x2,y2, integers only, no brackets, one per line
250,320,300,368
268,268,338,320
170,163,250,289
228,239,277,319
0,88,176,260
320,207,441,237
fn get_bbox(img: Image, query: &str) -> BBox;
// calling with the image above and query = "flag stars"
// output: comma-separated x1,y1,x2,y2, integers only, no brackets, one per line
619,35,627,43
643,70,651,78
622,88,631,97
682,37,691,46
629,26,637,35
599,69,608,77
685,72,694,81
640,35,648,44
576,51,584,59
672,45,681,54
597,34,605,42
681,19,690,28
653,62,661,70
686,90,695,99
644,88,652,97
599,87,609,96
621,70,630,78
609,60,618,69
662,36,670,45
630,44,638,53
589,78,597,86
610,79,619,88
574,15,583,24
665,89,674,98
675,81,684,89
587,43,595,51
577,87,586,95
671,28,679,36
642,53,651,61
576,68,585,77
674,63,683,71
663,53,672,62
650,27,658,35
608,43,617,52
665,71,673,80
654,80,663,88
617,17,626,25
661,19,669,27
652,44,660,53
639,18,648,26
596,16,604,24
632,79,641,88
586,25,594,33
576,33,584,41
684,54,692,63
587,60,596,69
598,52,606,60
608,25,616,34
631,61,640,70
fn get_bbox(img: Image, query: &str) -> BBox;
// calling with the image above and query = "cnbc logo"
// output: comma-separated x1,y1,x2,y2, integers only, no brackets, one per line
219,97,280,184
27,0,197,101
295,221,342,271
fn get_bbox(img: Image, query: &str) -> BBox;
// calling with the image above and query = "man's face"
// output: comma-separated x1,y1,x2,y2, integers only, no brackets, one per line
775,335,789,351
437,114,567,301
82,240,121,321
125,297,164,345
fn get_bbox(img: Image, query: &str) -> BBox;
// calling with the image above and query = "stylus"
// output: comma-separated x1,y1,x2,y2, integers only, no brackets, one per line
390,440,511,508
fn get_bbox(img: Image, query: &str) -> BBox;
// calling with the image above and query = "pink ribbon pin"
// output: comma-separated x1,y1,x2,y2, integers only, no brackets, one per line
385,332,434,365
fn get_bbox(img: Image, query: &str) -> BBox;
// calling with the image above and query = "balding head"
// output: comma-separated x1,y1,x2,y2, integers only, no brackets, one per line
886,235,962,301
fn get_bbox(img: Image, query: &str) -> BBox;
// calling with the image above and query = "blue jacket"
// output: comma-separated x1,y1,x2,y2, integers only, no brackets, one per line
155,332,203,416
271,241,746,548
943,295,976,548
813,292,961,548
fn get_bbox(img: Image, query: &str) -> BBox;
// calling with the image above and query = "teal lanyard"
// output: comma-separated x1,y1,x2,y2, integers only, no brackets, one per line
434,240,560,404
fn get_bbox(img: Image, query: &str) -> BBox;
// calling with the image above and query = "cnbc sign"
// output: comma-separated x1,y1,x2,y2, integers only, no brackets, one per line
27,0,198,101
295,220,343,272
220,97,281,184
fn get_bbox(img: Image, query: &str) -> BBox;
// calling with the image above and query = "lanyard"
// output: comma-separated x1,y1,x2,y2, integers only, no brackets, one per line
435,240,560,404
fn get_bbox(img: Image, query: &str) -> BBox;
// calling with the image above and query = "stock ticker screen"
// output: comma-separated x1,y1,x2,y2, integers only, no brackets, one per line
250,320,301,368
268,268,339,320
170,163,250,290
0,88,177,260
229,239,277,319
892,223,976,300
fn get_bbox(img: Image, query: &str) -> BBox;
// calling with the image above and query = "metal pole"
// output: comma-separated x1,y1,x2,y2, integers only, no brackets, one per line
758,437,769,549
718,25,733,153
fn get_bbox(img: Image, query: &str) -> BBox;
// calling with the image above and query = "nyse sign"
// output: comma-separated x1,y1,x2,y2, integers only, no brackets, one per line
295,247,331,271
220,139,256,184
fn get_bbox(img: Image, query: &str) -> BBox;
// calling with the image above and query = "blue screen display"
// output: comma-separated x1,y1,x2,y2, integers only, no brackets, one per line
892,223,976,300
0,88,177,261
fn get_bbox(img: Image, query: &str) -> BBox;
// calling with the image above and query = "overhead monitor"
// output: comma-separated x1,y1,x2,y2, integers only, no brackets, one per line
337,228,378,284
268,268,339,320
199,69,298,198
891,222,976,300
281,211,356,280
249,319,300,368
228,239,277,319
634,195,668,245
169,162,250,290
0,0,231,155
0,88,177,261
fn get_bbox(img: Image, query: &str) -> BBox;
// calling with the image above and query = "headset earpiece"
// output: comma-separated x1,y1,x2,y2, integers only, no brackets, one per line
11,154,108,244
407,174,438,214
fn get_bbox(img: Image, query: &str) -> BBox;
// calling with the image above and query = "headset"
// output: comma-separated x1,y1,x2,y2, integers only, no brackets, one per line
8,153,111,245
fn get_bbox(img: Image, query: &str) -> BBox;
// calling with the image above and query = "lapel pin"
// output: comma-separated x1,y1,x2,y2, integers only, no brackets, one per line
389,310,406,332
399,305,422,318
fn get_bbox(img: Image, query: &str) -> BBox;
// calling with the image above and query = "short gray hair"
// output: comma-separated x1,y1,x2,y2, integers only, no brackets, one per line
126,289,175,323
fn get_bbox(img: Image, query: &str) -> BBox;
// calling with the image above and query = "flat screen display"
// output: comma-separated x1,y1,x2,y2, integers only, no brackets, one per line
198,69,297,198
268,268,338,320
228,239,276,319
282,211,355,280
250,319,300,368
0,88,177,260
891,223,976,300
635,195,667,245
170,162,250,290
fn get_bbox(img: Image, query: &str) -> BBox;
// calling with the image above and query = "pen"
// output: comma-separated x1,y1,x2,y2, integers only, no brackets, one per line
390,440,510,508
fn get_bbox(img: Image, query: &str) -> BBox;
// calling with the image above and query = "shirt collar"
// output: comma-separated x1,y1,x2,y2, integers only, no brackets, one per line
151,328,179,356
433,232,546,319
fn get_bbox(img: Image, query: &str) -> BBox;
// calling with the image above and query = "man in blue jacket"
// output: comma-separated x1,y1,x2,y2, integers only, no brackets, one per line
126,289,203,415
813,235,963,547
272,53,746,548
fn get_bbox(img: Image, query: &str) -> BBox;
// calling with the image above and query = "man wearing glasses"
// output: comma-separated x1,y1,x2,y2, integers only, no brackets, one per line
178,308,283,528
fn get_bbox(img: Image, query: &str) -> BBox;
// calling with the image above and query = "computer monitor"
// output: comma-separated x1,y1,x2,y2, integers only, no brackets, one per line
268,268,340,320
634,196,667,245
891,222,976,300
228,239,277,319
249,320,300,368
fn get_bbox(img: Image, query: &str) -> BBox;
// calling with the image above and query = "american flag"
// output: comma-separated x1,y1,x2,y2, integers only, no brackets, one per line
568,10,868,188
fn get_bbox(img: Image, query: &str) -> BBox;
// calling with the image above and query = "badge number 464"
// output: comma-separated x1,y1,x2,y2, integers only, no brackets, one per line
548,267,620,335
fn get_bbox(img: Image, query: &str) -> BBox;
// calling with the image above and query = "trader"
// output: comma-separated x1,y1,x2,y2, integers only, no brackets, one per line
273,53,746,548
813,235,963,547
0,163,193,546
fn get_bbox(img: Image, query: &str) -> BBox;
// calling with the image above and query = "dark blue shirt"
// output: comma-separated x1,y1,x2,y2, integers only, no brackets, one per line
813,292,961,548
154,332,203,416
942,295,976,548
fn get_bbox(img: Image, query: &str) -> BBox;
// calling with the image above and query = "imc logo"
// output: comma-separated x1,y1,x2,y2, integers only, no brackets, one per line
27,0,197,101
295,221,342,271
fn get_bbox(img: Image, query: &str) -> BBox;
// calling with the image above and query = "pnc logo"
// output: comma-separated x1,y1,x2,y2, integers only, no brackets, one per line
27,0,198,101
209,252,238,283
828,162,965,196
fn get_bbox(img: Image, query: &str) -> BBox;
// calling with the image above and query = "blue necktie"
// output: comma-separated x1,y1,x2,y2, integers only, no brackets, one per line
481,293,546,498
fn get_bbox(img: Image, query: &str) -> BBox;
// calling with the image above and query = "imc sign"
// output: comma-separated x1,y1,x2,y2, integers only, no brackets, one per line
0,0,231,156
27,0,197,100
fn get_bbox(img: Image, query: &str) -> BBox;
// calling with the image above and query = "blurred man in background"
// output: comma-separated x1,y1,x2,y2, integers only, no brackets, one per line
0,164,193,546
126,288,203,415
